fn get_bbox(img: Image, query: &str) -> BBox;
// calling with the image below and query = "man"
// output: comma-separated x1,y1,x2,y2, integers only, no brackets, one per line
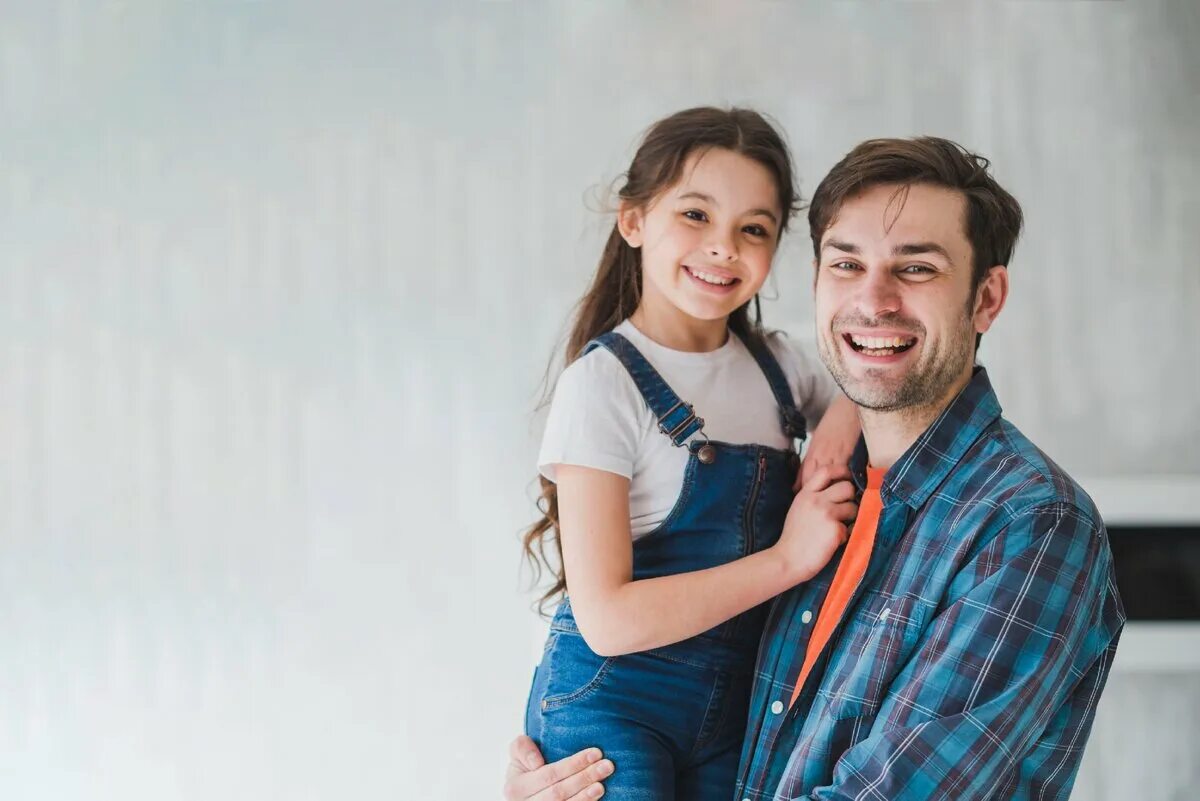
504,137,1125,800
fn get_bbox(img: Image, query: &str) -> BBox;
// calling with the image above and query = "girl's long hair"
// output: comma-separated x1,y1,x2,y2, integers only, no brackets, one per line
522,107,800,614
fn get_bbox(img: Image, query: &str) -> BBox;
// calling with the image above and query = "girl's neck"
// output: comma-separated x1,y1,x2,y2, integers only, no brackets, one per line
629,304,729,353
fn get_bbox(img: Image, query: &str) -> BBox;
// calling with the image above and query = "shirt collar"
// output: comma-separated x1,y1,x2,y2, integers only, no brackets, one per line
848,366,1003,509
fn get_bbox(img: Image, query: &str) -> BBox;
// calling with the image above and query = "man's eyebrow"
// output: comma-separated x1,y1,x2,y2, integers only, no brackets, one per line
894,242,952,261
822,239,859,254
677,191,778,225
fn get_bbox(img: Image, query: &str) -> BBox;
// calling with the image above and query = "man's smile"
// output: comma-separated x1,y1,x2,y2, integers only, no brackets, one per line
839,330,919,362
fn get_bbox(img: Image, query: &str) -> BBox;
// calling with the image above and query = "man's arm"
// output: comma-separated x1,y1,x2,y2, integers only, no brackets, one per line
792,503,1124,801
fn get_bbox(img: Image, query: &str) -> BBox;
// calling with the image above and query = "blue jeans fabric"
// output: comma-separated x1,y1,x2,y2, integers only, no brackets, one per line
524,331,805,800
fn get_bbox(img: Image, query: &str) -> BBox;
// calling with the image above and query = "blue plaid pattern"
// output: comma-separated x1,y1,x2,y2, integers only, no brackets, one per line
734,368,1125,800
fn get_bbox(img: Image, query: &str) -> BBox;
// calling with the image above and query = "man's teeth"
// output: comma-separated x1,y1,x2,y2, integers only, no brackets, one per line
850,334,914,350
689,268,734,286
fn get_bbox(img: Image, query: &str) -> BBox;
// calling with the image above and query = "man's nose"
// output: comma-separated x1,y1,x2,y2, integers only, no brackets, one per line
857,271,902,317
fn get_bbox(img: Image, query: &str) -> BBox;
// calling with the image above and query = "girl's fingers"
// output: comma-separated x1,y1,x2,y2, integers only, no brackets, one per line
821,480,858,503
832,501,859,522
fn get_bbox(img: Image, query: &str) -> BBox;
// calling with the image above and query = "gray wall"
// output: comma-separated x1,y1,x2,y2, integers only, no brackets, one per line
2,1,1197,798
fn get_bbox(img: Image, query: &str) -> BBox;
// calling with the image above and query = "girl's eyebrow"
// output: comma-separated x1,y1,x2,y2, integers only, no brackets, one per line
676,191,778,225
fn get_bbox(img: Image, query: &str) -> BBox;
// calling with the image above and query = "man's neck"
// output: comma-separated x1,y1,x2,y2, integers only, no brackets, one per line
858,368,974,471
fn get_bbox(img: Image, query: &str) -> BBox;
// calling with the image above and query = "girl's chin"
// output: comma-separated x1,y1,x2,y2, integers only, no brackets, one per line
678,299,749,322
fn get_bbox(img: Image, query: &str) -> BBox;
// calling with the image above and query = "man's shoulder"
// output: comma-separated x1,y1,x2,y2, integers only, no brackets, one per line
938,415,1125,637
948,415,1102,532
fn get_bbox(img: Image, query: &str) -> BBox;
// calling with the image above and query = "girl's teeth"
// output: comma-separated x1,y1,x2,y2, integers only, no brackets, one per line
691,268,733,286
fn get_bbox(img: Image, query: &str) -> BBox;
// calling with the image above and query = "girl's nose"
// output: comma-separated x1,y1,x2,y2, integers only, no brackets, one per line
706,234,738,262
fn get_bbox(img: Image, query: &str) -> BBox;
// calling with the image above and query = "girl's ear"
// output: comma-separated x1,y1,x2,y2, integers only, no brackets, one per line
617,201,645,248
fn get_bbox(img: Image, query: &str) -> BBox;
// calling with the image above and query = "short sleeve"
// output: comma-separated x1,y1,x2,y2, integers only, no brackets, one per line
767,332,840,426
537,350,647,483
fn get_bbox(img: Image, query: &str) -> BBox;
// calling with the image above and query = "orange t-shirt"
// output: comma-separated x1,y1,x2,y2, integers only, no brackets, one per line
789,467,885,708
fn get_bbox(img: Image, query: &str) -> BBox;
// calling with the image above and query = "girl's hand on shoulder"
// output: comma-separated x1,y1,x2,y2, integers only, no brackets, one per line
795,392,860,491
775,465,858,583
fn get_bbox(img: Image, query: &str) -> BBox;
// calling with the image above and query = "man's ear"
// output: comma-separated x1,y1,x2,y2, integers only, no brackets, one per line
811,257,820,291
973,265,1009,335
617,202,645,248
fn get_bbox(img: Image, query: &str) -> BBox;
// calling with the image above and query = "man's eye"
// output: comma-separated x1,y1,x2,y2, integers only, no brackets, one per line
683,209,708,222
831,261,860,271
901,264,933,274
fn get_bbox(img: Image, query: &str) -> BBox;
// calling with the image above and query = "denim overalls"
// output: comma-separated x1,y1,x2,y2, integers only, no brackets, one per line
525,331,806,800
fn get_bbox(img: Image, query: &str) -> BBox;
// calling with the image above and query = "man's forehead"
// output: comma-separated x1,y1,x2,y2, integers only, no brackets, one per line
821,183,969,254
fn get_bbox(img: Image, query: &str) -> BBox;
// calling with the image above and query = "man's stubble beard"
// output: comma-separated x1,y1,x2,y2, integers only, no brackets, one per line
817,311,976,414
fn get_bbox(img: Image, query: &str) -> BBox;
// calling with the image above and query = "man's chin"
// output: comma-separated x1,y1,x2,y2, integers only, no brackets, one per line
834,377,914,412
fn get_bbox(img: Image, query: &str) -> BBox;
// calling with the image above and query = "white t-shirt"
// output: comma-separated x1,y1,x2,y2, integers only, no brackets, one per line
538,320,838,539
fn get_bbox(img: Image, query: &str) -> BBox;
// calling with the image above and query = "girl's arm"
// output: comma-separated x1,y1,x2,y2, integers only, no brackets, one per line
796,392,861,491
556,463,855,657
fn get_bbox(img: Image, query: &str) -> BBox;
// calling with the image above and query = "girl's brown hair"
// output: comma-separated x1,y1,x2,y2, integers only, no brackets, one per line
522,106,800,614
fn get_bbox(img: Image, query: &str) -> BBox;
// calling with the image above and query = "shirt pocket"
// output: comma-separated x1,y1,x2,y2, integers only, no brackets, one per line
818,591,932,721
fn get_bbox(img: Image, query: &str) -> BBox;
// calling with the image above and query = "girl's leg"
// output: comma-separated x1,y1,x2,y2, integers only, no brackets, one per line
676,667,753,801
526,633,679,799
675,739,740,801
528,681,676,799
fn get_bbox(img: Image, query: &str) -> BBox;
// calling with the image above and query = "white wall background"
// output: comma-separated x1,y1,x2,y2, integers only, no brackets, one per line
2,1,1198,798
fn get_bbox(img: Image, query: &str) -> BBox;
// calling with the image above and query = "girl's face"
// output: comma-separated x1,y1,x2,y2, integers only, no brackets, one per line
618,148,782,332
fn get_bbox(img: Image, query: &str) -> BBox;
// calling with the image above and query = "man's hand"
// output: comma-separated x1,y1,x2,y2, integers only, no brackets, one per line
503,735,613,800
796,393,861,491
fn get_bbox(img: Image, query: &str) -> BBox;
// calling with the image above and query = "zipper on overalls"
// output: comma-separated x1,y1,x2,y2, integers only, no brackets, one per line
742,451,768,556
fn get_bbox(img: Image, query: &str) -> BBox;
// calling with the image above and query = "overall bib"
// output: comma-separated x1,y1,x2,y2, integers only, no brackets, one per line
525,331,807,800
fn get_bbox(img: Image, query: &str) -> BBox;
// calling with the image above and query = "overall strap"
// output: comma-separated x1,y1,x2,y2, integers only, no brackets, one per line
739,333,808,443
583,332,705,446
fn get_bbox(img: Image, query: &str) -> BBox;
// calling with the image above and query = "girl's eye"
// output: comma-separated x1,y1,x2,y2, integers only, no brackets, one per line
743,224,768,238
683,209,708,222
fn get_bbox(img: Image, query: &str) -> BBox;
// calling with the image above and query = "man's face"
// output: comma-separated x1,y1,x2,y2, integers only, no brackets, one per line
814,182,982,413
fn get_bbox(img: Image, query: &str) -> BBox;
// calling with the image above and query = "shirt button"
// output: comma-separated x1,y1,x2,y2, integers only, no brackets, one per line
801,610,813,624
771,700,784,715
879,608,891,622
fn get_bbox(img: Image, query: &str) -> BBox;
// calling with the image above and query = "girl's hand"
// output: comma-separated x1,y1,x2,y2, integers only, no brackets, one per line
795,393,860,492
774,464,858,583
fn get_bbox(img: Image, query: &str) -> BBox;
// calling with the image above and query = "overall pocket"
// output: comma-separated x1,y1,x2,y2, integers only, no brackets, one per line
540,629,617,713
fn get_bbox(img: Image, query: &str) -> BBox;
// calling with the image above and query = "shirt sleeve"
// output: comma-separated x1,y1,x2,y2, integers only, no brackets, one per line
537,350,647,482
794,503,1125,801
768,332,839,426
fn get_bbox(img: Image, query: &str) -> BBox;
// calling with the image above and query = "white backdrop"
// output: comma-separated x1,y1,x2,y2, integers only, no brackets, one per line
3,2,1198,798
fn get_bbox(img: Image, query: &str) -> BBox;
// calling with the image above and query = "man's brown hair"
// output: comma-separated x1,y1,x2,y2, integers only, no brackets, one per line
808,136,1024,296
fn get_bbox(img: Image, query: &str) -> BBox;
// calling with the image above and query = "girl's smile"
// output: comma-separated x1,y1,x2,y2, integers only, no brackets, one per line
681,263,742,293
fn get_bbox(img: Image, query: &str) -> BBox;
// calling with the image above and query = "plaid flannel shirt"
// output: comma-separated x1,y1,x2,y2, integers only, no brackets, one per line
735,367,1125,800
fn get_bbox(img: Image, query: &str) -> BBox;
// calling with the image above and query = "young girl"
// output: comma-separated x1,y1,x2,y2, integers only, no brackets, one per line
522,107,860,800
